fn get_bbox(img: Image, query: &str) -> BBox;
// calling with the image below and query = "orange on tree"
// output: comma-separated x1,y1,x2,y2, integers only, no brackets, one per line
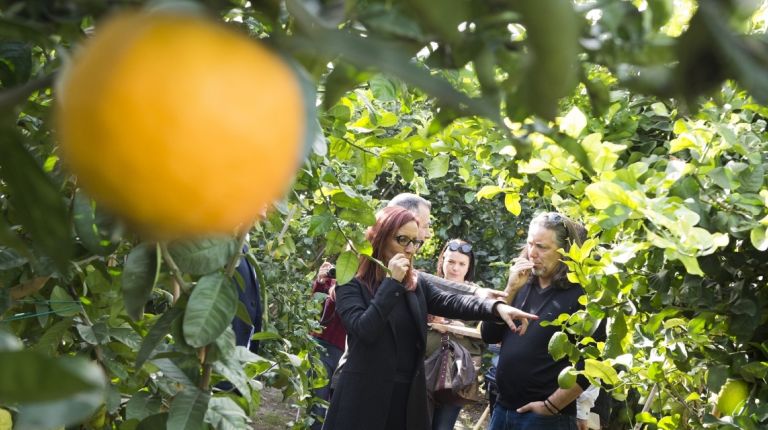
56,9,309,238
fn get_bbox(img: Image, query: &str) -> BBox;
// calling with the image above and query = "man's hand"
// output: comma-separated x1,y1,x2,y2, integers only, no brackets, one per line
474,287,508,301
493,304,538,335
516,400,554,416
507,257,534,291
577,419,589,430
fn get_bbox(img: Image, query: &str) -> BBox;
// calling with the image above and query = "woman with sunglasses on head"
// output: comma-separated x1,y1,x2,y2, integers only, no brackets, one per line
426,239,484,430
323,207,537,430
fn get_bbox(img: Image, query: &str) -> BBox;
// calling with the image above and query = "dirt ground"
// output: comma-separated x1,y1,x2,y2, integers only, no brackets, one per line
252,387,490,429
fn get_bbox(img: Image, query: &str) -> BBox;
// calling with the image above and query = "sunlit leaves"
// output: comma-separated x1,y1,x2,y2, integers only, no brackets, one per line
584,359,620,385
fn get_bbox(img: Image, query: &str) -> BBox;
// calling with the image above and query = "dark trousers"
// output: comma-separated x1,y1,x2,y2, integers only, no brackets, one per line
310,339,343,430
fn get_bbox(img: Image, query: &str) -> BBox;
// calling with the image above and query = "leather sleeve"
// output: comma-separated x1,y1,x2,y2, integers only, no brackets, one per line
335,277,404,345
422,276,498,321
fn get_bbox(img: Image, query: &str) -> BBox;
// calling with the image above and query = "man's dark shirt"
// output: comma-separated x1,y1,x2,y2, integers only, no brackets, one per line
481,277,588,416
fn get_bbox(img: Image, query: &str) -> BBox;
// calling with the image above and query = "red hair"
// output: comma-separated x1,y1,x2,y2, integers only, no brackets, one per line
356,206,418,294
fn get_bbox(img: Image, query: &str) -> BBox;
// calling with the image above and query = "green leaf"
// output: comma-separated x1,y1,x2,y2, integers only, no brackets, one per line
13,357,105,430
369,75,398,102
393,156,415,182
560,107,587,138
516,0,580,119
183,274,238,348
426,155,450,179
504,193,522,216
126,391,163,421
323,62,373,110
50,286,79,317
211,359,251,403
604,311,629,358
584,358,620,385
335,251,359,285
137,413,169,430
150,358,195,387
308,212,334,237
0,41,32,86
0,352,103,403
0,125,72,270
251,331,281,341
476,185,503,200
168,237,238,276
205,396,250,430
30,318,73,355
122,243,161,321
167,388,209,430
73,190,120,256
136,306,184,369
281,10,499,121
338,207,376,226
750,226,768,251
557,136,594,177
585,182,635,210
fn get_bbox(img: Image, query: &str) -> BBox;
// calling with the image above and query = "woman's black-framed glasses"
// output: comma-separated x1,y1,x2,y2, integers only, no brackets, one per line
395,235,425,249
447,241,472,254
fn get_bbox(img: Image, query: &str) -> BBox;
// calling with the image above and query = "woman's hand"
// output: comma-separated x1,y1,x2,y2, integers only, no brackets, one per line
387,253,410,283
494,303,538,335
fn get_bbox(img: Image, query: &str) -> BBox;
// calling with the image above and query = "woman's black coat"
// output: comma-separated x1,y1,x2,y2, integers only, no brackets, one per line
322,274,499,430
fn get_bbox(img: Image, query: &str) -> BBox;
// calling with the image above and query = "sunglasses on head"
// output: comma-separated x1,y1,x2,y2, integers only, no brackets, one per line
447,241,472,254
394,235,425,249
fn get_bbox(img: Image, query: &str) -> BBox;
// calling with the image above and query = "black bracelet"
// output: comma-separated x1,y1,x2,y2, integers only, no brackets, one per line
542,400,556,415
545,398,561,414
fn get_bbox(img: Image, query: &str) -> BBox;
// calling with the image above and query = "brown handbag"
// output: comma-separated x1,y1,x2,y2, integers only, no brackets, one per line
425,333,482,405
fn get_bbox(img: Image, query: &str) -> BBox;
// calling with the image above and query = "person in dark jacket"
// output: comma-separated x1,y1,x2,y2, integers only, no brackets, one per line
323,206,536,430
481,212,597,430
232,244,262,353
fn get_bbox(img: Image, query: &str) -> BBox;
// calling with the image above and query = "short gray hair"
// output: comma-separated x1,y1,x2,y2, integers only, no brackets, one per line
387,193,431,212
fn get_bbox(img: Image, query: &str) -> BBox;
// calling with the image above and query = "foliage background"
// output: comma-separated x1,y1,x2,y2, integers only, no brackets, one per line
0,0,767,429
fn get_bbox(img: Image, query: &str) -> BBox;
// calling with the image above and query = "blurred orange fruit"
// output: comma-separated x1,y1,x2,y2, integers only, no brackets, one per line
56,10,307,238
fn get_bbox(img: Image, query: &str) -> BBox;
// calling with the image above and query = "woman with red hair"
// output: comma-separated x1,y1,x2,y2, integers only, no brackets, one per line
323,206,536,430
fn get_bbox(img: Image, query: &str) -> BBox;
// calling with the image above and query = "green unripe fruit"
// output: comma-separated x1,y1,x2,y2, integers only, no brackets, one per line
0,408,12,430
557,365,578,389
716,379,749,416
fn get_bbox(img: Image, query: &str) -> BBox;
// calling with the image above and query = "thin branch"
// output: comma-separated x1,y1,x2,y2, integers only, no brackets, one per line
0,73,56,111
276,205,297,245
160,243,190,293
199,345,213,390
341,136,377,155
632,383,659,430
316,169,358,254
225,229,250,278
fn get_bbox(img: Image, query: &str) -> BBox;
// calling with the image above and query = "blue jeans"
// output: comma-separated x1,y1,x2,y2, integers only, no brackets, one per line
432,403,462,430
488,404,576,430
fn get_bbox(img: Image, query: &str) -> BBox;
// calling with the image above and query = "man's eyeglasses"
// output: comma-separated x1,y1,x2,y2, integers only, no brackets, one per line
394,235,425,249
447,241,472,254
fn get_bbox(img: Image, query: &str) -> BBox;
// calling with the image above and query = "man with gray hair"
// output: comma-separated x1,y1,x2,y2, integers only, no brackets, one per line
387,192,505,300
